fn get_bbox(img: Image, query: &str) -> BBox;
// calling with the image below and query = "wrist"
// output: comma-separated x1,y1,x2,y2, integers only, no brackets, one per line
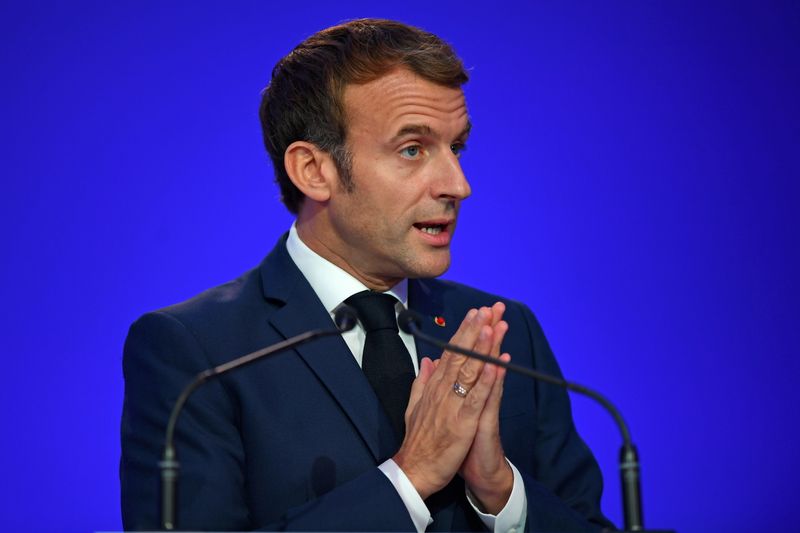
393,450,439,500
466,462,514,515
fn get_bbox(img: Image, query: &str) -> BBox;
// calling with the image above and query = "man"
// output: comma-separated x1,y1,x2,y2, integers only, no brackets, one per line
121,19,612,532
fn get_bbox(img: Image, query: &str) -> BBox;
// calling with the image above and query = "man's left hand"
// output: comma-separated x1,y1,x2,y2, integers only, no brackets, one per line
459,302,514,514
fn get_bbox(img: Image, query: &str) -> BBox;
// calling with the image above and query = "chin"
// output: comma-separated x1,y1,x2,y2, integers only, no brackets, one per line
410,257,451,279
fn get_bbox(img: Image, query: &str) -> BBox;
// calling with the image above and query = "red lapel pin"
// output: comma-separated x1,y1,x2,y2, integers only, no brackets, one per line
433,316,446,327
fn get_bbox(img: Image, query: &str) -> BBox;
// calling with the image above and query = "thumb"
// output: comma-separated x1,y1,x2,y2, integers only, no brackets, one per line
407,357,434,413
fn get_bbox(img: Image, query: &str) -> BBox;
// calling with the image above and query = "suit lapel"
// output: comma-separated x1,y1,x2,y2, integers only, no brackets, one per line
259,236,398,462
408,279,461,364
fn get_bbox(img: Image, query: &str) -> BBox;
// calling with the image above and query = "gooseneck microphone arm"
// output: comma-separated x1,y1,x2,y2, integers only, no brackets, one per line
159,306,358,531
398,310,644,532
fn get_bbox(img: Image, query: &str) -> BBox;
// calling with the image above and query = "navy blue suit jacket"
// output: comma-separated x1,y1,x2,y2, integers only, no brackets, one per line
120,235,612,531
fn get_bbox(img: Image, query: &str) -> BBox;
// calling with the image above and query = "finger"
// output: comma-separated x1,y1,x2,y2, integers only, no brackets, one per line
457,353,499,417
418,356,436,383
449,306,488,354
484,353,511,415
407,357,434,413
427,309,478,389
465,355,506,440
490,320,508,358
454,324,493,388
488,302,506,357
437,308,478,367
489,301,506,327
497,352,510,380
442,307,493,385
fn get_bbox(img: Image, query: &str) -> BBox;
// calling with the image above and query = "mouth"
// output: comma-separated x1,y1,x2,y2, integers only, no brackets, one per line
413,219,454,246
415,223,446,235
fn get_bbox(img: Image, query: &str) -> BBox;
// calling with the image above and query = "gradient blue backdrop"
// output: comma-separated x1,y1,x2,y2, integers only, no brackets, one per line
2,2,798,531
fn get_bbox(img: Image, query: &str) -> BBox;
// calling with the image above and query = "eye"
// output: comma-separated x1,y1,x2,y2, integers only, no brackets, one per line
450,143,467,158
400,145,422,159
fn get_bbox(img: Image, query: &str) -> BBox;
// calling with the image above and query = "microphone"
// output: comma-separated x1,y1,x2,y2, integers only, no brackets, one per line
159,305,358,531
398,309,652,532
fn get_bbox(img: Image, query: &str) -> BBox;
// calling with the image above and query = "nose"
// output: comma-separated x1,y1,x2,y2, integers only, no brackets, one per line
432,149,471,201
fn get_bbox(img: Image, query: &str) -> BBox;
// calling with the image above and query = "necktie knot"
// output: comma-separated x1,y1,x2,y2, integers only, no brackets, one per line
345,291,399,333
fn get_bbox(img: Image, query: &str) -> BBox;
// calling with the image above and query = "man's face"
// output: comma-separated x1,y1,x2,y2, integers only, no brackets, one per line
321,68,471,289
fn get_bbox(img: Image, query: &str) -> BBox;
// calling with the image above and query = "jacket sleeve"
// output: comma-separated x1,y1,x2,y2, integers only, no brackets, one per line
120,310,416,531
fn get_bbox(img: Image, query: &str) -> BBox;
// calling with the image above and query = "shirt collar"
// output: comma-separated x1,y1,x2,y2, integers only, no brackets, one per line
285,223,408,313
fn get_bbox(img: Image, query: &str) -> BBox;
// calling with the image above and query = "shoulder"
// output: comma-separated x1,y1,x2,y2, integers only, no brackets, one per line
137,265,263,332
124,265,268,367
129,234,298,347
416,277,540,325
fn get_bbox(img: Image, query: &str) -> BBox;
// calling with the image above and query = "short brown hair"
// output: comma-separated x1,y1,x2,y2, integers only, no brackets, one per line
259,18,469,214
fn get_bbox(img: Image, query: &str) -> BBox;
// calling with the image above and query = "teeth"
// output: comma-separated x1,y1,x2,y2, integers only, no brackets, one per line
420,226,443,235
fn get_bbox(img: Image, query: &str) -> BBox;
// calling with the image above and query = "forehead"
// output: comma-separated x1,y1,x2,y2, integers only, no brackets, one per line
343,68,468,139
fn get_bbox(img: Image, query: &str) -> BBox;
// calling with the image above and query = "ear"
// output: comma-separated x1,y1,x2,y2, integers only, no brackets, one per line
284,141,339,203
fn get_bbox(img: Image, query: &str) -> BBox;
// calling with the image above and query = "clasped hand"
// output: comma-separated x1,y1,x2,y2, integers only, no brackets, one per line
393,303,514,514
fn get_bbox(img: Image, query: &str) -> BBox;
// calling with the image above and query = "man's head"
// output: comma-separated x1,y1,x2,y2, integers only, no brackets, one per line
259,18,469,214
260,19,472,290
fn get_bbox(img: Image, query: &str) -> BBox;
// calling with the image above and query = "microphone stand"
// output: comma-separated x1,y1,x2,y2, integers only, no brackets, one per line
159,307,357,530
399,310,665,532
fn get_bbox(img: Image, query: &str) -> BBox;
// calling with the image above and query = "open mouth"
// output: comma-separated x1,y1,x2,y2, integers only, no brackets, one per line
414,223,446,235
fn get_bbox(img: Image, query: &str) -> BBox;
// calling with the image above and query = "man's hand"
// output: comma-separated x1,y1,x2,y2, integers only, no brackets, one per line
393,304,512,506
460,303,514,514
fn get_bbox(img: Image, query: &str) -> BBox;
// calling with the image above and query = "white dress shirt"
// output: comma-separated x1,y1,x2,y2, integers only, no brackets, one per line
286,224,527,533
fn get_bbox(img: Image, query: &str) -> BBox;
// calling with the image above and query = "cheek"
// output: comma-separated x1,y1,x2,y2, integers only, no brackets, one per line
346,170,425,235
358,186,411,225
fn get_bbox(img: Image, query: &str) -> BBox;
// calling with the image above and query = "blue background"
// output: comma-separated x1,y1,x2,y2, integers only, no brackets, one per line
1,1,798,531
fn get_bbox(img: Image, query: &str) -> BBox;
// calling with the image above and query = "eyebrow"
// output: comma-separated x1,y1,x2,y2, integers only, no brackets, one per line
390,121,472,143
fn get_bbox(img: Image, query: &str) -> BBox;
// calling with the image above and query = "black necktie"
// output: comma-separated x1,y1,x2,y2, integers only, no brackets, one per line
345,291,415,441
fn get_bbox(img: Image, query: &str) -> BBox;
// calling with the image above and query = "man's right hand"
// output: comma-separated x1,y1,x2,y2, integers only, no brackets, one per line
393,306,507,500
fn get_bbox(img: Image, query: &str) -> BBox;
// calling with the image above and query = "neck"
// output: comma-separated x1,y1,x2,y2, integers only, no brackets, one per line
295,210,401,292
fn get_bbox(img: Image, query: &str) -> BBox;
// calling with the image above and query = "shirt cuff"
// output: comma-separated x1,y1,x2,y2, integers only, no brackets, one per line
465,459,527,533
378,459,433,533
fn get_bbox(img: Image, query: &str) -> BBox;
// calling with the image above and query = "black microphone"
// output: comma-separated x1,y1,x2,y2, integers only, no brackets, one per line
399,309,661,533
159,305,358,531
